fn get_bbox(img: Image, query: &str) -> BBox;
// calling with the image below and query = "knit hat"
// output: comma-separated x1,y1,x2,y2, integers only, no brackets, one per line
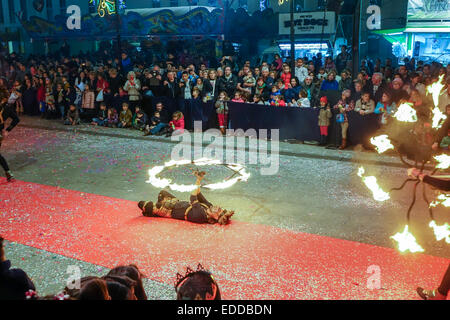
320,96,328,104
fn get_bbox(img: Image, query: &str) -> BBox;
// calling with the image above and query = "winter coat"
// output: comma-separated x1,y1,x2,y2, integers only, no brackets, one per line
119,109,133,125
81,91,95,109
318,107,332,126
215,100,228,115
0,260,36,300
169,116,185,132
333,99,355,122
123,71,141,101
355,99,375,115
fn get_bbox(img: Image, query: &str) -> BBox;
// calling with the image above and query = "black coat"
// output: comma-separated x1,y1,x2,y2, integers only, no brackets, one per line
0,260,36,300
218,74,238,98
0,103,20,132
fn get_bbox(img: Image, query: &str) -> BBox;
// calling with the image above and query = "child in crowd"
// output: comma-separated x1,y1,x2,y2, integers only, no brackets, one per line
82,83,95,114
118,103,133,128
91,102,108,126
374,92,397,125
355,91,375,115
252,94,266,105
215,91,229,135
55,83,66,120
231,91,245,103
44,85,57,119
64,104,80,126
271,94,286,107
333,89,355,150
317,96,332,146
148,111,161,132
166,111,185,137
241,70,256,95
292,90,310,108
132,106,148,131
317,68,327,83
106,107,119,127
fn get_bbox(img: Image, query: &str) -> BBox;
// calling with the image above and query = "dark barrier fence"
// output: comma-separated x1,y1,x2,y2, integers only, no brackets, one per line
141,95,381,146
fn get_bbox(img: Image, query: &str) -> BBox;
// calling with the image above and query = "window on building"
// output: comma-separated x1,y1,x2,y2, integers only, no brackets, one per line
8,0,15,23
20,0,28,20
60,0,67,15
170,0,178,7
152,0,161,8
208,0,217,6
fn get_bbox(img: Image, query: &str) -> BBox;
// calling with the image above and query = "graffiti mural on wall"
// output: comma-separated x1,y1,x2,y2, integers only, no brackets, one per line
19,7,224,40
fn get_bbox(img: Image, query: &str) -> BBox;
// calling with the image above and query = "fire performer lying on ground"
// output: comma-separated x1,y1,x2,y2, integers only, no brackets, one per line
0,99,20,182
138,171,235,225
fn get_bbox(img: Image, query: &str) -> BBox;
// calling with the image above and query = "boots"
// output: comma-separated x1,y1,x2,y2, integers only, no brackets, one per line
220,127,226,135
5,171,14,182
321,135,328,146
339,138,347,150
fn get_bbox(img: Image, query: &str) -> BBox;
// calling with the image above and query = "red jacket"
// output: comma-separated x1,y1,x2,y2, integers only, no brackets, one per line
96,79,109,91
280,72,291,90
37,86,46,102
169,116,185,132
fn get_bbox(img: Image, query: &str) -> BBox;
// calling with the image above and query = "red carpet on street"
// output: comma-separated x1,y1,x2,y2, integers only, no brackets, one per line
0,180,448,299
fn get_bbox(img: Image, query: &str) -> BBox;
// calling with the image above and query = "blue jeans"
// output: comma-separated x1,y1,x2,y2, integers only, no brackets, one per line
92,118,107,126
151,123,168,135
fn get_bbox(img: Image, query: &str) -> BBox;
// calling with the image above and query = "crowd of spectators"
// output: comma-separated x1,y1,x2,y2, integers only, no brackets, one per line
0,236,221,300
0,45,449,149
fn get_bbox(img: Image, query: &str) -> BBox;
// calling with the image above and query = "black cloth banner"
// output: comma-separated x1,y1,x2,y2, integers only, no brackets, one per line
142,97,381,146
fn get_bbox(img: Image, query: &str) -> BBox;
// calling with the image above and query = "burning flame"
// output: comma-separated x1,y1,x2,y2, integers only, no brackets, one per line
146,158,250,192
393,102,418,123
427,75,447,129
357,167,390,201
426,74,445,108
429,221,450,244
391,225,424,253
430,193,450,208
434,154,450,170
370,135,394,154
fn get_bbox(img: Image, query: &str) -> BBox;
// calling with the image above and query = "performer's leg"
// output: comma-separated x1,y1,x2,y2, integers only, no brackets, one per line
196,192,212,208
0,153,9,172
437,264,450,297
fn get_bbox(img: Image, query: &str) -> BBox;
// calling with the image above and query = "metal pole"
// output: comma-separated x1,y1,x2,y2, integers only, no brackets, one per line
351,0,361,79
114,0,122,70
290,0,295,72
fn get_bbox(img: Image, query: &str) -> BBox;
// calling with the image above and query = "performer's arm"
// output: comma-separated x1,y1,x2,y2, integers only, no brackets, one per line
408,168,450,191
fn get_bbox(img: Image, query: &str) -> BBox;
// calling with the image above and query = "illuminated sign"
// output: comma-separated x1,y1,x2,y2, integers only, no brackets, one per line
279,12,336,35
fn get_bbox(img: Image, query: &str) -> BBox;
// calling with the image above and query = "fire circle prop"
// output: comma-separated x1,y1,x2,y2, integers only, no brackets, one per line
146,158,250,193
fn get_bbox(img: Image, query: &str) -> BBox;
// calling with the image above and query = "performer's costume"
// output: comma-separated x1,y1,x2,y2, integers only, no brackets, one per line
139,190,217,224
0,103,19,181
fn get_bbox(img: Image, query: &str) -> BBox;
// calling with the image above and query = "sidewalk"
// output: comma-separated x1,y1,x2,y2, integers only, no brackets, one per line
17,116,410,169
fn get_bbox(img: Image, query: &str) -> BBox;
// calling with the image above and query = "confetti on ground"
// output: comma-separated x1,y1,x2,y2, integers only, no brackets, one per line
0,180,448,300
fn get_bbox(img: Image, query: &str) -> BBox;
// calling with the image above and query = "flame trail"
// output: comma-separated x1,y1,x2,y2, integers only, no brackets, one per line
146,158,250,192
370,135,394,154
427,75,447,129
391,225,424,253
357,167,390,201
434,154,450,170
393,102,418,123
429,221,450,243
427,74,445,108
430,193,450,208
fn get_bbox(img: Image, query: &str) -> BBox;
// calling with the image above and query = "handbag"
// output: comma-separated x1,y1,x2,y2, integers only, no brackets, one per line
336,113,345,123
96,89,104,102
